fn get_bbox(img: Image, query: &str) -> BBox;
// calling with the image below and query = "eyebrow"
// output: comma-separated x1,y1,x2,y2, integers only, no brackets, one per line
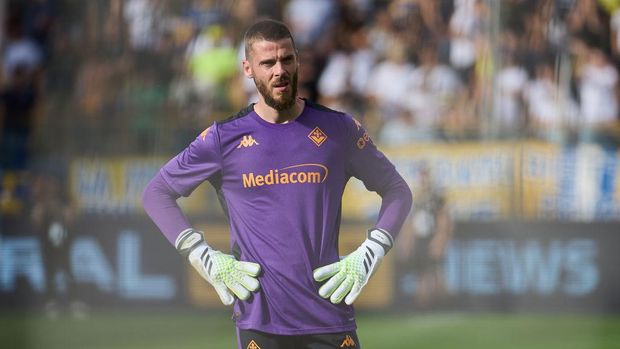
259,54,295,65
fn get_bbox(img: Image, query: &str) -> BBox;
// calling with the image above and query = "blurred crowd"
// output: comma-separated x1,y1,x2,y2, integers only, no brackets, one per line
2,0,620,215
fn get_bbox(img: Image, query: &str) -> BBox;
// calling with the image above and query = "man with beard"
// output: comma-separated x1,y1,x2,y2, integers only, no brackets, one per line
143,19,412,349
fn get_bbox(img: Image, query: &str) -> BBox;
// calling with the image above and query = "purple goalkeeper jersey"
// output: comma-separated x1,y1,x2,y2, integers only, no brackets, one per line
147,100,412,335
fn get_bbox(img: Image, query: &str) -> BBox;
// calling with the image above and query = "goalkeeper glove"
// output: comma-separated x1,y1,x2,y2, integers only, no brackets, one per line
175,229,261,305
313,228,394,305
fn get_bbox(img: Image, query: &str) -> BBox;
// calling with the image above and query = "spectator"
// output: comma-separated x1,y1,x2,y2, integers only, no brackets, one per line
123,0,160,52
0,65,39,170
577,48,618,129
365,40,415,122
520,11,554,77
566,0,609,51
407,44,464,140
2,17,43,83
525,61,579,142
185,24,237,103
318,27,376,114
448,0,487,80
366,6,395,59
2,0,619,155
492,45,529,137
609,6,620,63
23,0,55,61
284,0,335,49
127,66,169,153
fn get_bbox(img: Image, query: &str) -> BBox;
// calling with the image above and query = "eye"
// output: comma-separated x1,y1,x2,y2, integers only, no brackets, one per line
260,60,275,67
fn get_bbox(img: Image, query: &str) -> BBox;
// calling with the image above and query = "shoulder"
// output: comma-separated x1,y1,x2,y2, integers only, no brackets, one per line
303,99,354,125
304,99,359,130
194,104,255,146
216,103,255,128
304,99,346,117
303,100,366,142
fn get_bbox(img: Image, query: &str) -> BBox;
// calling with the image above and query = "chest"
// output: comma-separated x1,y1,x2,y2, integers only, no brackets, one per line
219,124,347,188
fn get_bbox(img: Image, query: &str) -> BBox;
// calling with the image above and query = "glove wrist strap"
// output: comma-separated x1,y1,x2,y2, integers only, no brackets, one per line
175,228,206,258
366,228,394,255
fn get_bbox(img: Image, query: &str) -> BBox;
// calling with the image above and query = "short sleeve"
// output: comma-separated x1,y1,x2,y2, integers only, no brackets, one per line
160,123,222,197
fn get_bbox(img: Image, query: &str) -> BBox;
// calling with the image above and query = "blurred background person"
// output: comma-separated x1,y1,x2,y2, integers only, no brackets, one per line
317,26,376,117
396,164,453,309
283,0,336,50
576,47,619,144
30,169,83,319
365,39,415,136
491,31,529,138
524,60,579,143
448,0,477,84
407,43,464,141
0,64,39,171
2,11,42,83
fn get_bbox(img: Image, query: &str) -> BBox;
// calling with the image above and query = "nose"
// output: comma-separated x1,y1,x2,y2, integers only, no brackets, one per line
273,61,285,77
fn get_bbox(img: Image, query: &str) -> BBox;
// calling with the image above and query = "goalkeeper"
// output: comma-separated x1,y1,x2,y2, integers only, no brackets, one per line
143,19,412,349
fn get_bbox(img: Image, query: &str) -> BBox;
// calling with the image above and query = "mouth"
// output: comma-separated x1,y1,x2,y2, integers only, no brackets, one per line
272,80,289,93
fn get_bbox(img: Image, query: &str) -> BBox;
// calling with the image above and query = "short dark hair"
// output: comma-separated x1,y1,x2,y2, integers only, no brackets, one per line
244,19,296,59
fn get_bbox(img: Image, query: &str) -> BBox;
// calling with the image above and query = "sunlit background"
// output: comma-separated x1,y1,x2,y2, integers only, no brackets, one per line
1,0,620,348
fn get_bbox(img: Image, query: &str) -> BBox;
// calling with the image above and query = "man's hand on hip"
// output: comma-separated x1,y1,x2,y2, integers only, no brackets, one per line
176,229,261,305
313,228,393,305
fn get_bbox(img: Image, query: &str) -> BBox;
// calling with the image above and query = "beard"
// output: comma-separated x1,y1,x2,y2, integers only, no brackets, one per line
254,70,298,111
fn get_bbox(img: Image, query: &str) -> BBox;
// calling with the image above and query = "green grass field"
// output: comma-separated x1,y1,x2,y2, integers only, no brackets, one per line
1,310,619,349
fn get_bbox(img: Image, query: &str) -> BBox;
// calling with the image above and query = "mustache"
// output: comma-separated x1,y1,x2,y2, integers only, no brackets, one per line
272,78,290,85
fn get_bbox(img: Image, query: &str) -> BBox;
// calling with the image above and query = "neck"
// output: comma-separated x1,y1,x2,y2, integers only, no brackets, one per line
254,97,304,124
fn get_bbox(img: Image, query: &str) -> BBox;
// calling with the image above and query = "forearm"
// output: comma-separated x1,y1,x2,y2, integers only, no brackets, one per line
374,176,413,239
142,171,192,245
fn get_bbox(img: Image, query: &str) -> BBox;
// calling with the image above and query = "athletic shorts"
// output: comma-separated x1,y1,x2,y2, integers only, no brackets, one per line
237,328,361,349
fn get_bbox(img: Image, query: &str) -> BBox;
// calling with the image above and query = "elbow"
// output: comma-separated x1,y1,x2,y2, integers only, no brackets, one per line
403,180,413,212
142,177,155,215
142,172,181,215
380,175,413,208
382,176,413,211
142,172,166,215
389,175,413,214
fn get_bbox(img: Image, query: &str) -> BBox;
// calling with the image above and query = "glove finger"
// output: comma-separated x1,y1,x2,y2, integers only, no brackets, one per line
213,282,235,305
236,261,261,276
318,270,346,298
330,276,354,304
344,281,363,305
236,273,260,292
227,279,251,301
313,262,341,282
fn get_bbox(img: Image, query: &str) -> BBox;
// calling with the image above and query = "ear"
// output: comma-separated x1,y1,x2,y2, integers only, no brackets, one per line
242,60,253,79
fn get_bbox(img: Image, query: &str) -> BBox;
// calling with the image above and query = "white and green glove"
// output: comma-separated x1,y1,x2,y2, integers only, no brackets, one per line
175,229,261,305
313,228,394,305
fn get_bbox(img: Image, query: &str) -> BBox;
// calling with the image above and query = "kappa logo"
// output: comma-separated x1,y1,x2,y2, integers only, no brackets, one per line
308,126,327,147
237,135,259,148
340,335,356,348
247,340,261,349
199,126,211,141
352,117,362,131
